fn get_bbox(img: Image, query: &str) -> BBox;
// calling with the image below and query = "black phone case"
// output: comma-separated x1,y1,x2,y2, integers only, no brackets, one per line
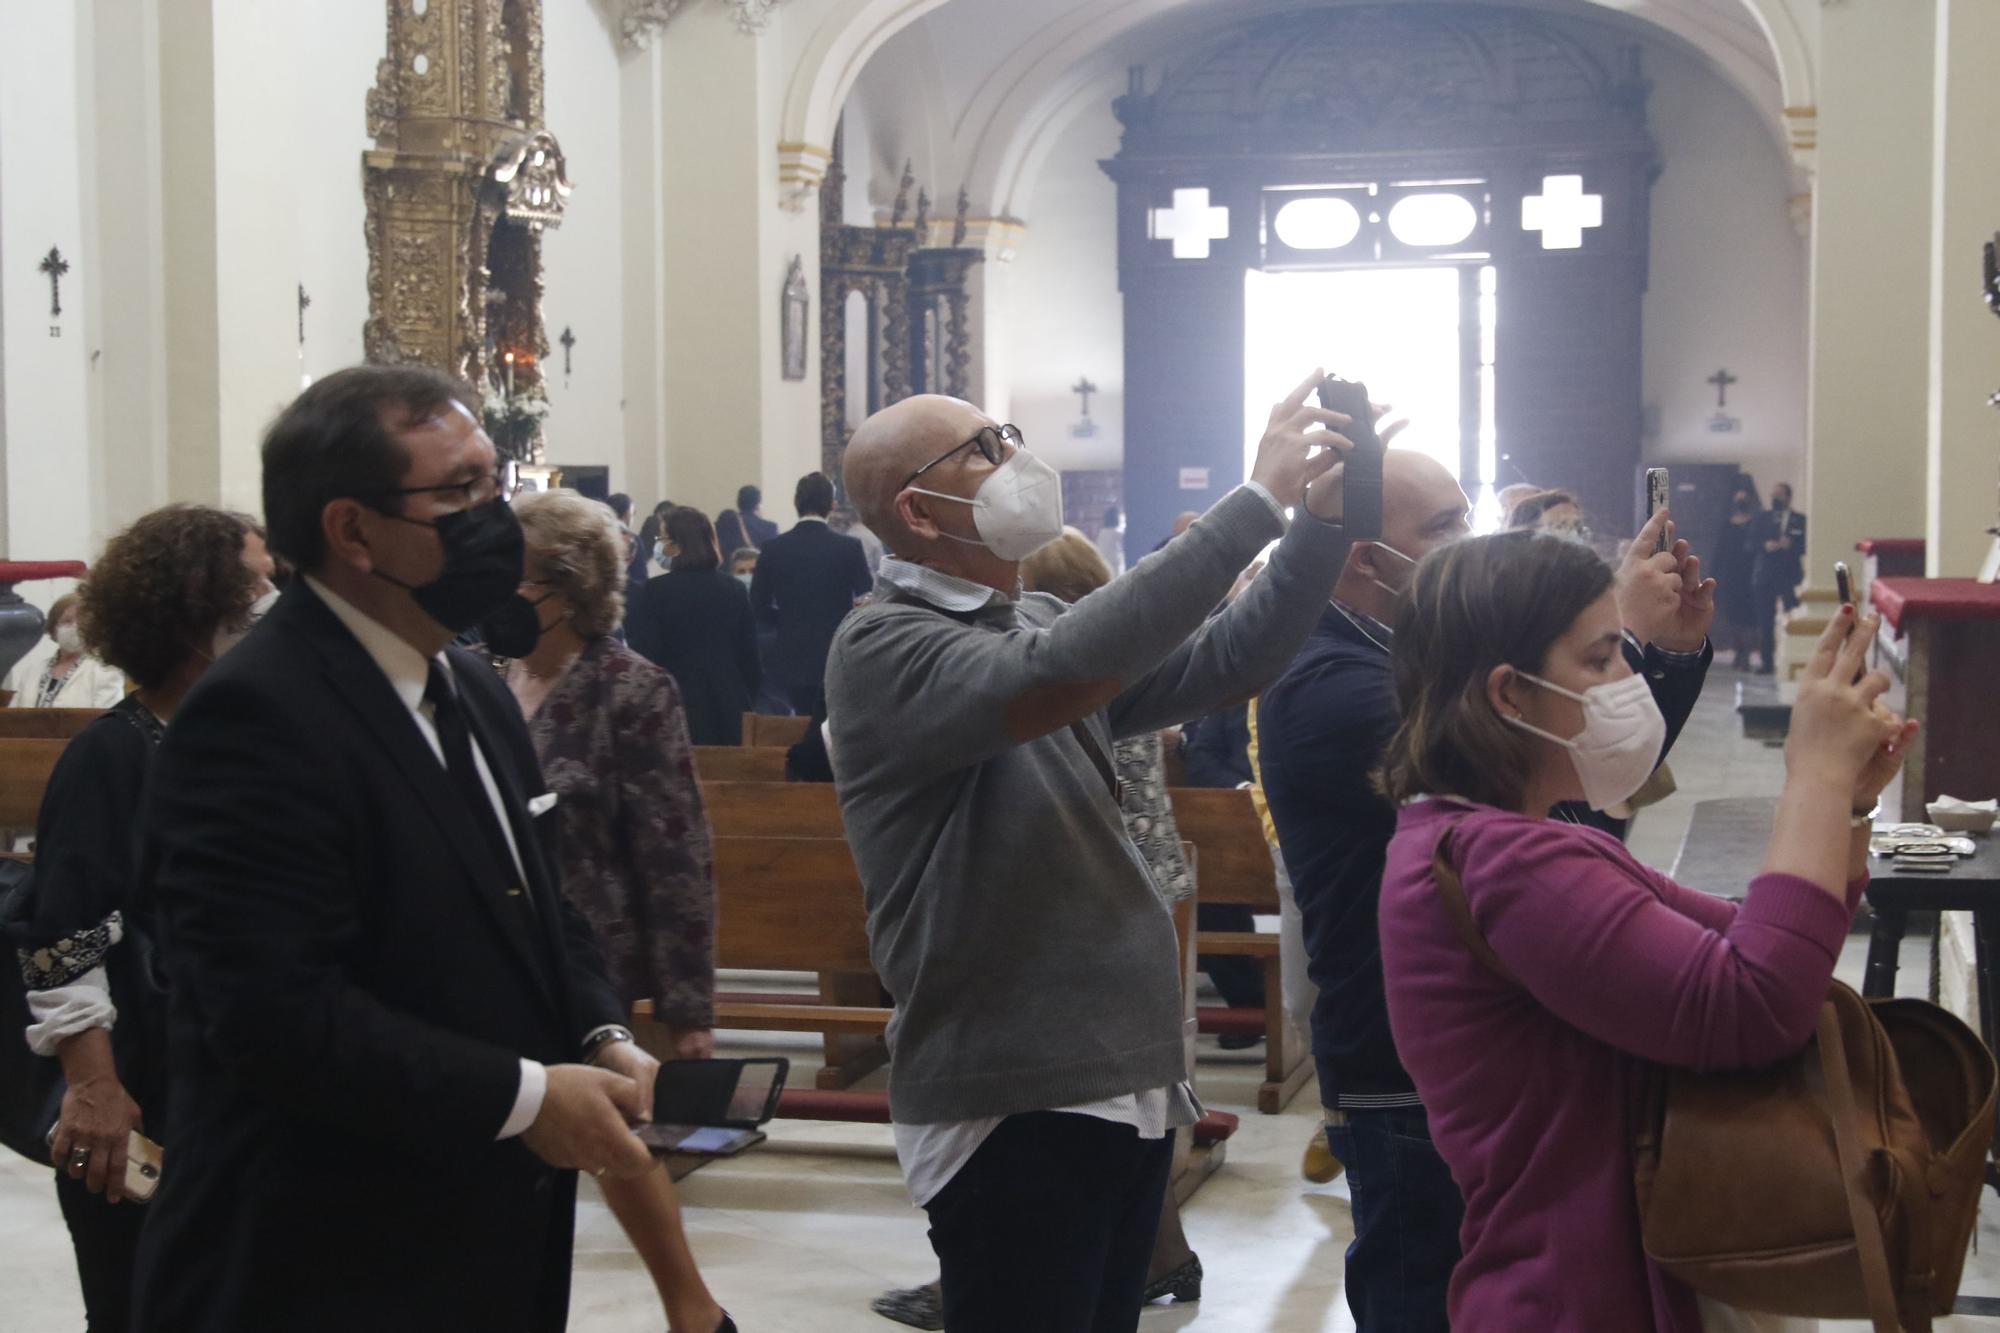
651,1057,789,1129
1317,376,1383,540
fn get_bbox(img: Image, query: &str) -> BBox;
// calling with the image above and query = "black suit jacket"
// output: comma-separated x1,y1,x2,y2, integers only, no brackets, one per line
132,581,623,1333
749,520,873,698
627,569,764,746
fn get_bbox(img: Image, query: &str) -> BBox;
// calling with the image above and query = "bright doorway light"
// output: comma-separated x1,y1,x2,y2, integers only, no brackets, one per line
1243,266,1463,489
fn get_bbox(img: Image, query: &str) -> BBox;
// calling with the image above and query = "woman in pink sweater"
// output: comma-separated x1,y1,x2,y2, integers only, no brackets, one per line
1375,530,1914,1332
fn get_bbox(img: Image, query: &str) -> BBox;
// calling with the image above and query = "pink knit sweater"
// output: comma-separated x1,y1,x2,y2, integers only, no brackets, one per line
1379,797,1865,1332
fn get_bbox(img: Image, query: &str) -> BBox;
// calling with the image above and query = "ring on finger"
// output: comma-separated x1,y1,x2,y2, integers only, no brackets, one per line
68,1147,90,1171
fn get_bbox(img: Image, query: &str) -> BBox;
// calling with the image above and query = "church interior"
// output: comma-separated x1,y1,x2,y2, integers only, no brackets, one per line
4,0,2000,1329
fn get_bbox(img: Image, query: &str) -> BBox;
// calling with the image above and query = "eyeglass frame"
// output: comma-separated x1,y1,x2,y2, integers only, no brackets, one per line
356,459,521,511
901,424,1024,490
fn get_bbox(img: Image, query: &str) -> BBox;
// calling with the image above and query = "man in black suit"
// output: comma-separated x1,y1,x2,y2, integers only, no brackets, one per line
750,471,874,713
716,484,781,556
133,366,659,1332
1751,480,1807,674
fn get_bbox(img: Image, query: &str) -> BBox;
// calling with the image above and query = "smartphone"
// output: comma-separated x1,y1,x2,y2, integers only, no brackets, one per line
649,1056,790,1130
1645,468,1671,552
1834,560,1854,608
1315,375,1383,540
45,1126,161,1202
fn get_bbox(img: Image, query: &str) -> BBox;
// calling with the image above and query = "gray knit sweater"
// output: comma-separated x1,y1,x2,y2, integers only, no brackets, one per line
825,487,1350,1123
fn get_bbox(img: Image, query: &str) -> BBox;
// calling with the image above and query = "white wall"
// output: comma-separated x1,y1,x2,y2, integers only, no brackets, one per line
1000,93,1123,473
541,3,628,484
1640,40,1808,501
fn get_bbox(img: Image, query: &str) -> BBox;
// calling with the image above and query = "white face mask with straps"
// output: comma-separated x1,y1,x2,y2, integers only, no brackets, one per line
1503,670,1665,812
907,448,1066,562
1367,541,1418,599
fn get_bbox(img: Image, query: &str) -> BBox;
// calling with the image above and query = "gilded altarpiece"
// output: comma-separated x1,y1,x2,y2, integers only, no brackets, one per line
364,0,571,461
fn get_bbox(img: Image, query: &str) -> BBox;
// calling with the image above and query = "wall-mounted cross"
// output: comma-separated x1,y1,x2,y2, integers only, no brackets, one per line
1707,368,1738,410
559,326,576,384
1521,175,1603,250
1151,188,1230,260
1072,376,1098,418
39,247,69,318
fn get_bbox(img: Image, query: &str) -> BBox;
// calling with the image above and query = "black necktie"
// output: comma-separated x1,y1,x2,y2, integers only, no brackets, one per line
423,662,526,900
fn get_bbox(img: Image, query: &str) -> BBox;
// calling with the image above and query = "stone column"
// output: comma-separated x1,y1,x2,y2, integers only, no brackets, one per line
1923,0,2000,576
1804,0,1934,589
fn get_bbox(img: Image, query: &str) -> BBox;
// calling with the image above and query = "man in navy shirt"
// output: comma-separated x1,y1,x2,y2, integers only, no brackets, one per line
1259,453,1713,1331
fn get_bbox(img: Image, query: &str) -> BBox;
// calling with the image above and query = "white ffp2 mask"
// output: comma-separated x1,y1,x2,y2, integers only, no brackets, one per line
908,449,1066,562
1504,670,1665,812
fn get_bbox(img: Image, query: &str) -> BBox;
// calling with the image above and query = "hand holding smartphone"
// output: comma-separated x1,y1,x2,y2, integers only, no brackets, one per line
1645,468,1671,553
1316,375,1383,540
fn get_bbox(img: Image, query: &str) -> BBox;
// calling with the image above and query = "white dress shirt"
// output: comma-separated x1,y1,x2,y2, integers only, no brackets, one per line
305,578,547,1139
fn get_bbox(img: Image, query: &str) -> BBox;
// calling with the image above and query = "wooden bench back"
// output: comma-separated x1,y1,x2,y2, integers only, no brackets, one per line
0,738,73,828
712,836,872,972
740,712,812,749
700,780,844,840
691,746,788,784
0,709,104,740
1167,787,1278,909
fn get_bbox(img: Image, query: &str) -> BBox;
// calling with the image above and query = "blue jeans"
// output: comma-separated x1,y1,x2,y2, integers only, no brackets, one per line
1324,1106,1465,1333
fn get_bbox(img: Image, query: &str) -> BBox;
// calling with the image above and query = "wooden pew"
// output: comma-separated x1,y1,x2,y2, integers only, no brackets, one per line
1168,786,1312,1114
690,746,788,784
739,712,812,749
699,780,843,840
634,830,889,1091
0,708,104,740
0,738,73,829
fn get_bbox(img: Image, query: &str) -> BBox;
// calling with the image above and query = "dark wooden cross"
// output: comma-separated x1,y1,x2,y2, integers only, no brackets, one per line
297,284,311,346
559,326,576,383
1707,368,1738,410
1072,376,1098,418
39,247,69,318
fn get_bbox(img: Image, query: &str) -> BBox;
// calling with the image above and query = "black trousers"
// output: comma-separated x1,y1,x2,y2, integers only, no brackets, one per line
925,1111,1174,1333
1196,903,1266,1010
55,1170,146,1332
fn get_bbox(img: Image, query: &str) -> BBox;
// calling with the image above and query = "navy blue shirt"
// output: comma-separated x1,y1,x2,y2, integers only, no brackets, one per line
1256,604,1411,1110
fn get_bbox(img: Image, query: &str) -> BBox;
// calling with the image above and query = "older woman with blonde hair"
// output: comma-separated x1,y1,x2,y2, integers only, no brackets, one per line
488,488,733,1333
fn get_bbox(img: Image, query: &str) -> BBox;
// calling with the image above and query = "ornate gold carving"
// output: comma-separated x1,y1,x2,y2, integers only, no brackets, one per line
363,0,563,461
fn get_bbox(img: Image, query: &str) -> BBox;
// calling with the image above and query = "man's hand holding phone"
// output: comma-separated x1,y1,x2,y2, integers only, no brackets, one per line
520,1063,655,1180
1251,369,1354,510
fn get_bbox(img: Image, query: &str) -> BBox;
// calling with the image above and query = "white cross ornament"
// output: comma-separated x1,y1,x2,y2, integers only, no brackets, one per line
1151,187,1230,260
1521,175,1603,250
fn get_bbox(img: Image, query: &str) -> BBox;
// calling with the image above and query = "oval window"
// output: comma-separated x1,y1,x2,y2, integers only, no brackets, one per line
412,52,430,76
1387,193,1478,248
1273,197,1362,251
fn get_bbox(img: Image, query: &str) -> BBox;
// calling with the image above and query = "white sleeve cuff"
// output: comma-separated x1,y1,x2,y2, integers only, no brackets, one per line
497,1058,547,1140
24,966,117,1057
1241,480,1289,526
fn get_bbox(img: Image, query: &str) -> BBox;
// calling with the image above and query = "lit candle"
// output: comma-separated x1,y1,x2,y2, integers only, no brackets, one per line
503,351,515,399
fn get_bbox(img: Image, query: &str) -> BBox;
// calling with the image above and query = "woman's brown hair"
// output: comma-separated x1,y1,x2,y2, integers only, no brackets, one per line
43,593,81,646
663,506,722,573
1019,528,1113,605
1376,530,1614,811
79,506,259,690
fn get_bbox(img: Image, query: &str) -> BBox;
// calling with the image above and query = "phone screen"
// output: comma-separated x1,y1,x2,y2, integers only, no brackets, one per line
1835,561,1853,607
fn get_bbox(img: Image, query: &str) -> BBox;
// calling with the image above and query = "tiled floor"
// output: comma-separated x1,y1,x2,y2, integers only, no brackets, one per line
4,663,1995,1330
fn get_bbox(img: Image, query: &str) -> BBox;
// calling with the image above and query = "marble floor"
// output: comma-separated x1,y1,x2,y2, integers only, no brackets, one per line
5,664,1997,1330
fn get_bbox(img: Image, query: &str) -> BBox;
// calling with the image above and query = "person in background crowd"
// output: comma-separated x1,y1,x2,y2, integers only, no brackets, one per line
831,508,886,579
1712,484,1762,671
638,500,677,578
2,594,128,710
1094,505,1127,577
1150,510,1203,556
608,493,634,529
1376,531,1910,1332
1495,482,1540,520
12,506,270,1332
829,371,1370,1332
133,365,657,1331
497,489,732,1333
750,472,872,715
716,485,778,556
1751,481,1807,675
728,548,758,587
1506,487,1585,538
868,526,1216,1333
626,507,763,748
609,493,648,608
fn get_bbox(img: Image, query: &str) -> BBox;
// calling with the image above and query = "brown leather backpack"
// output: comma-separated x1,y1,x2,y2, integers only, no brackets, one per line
1431,828,1996,1332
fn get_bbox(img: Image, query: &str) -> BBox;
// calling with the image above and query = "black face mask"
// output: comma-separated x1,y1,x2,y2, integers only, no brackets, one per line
373,497,525,634
1771,495,1790,512
480,591,556,660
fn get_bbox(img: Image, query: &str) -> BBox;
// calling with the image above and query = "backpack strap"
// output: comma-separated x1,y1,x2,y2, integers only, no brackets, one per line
1817,1000,1906,1333
1430,821,1521,988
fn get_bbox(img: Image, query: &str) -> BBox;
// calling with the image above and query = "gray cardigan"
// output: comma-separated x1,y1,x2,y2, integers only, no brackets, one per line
825,487,1350,1123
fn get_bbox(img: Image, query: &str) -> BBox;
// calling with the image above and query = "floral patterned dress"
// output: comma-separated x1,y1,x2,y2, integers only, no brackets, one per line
524,636,716,1030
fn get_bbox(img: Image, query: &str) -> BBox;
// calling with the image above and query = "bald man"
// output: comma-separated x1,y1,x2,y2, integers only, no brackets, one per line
826,373,1361,1333
1257,456,1714,1333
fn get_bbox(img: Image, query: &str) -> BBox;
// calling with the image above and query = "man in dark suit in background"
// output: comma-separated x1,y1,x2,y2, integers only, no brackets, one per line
133,366,658,1332
750,471,874,713
716,484,780,556
1751,480,1807,674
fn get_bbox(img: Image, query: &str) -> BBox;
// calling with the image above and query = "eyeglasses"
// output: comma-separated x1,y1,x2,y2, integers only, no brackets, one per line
902,425,1023,489
360,460,520,510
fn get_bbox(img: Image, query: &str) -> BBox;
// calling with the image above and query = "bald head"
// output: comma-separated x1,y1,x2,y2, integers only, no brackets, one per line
1337,450,1473,619
845,394,992,539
